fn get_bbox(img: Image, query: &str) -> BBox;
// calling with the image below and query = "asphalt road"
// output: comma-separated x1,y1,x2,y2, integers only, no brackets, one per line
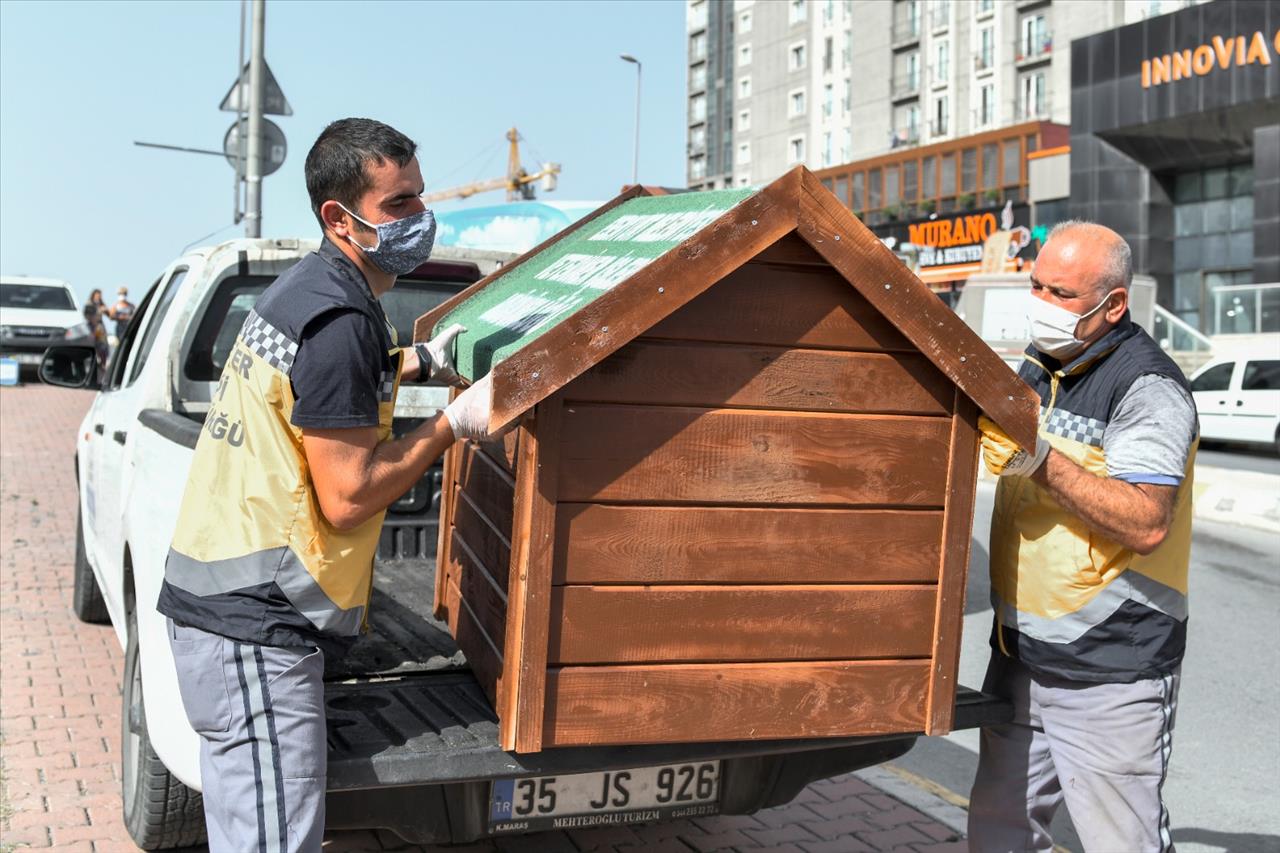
1197,442,1280,475
894,457,1280,853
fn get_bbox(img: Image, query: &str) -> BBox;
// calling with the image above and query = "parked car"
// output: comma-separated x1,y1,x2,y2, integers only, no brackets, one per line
1189,354,1280,453
0,275,94,375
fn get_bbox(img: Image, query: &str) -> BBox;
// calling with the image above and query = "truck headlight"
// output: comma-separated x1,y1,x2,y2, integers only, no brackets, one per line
64,322,91,340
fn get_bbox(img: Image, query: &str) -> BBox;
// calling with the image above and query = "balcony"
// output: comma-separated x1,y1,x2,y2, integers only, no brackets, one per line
889,126,921,149
891,19,920,47
929,64,950,90
929,7,949,32
1016,0,1051,9
974,53,995,74
1016,34,1053,66
891,76,920,101
1015,94,1052,121
930,118,949,138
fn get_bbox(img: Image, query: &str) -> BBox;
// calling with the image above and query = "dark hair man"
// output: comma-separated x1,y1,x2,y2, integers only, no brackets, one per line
969,221,1197,851
157,118,500,850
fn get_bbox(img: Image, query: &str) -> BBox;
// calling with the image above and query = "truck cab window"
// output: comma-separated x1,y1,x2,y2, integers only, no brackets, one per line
102,278,158,391
127,267,188,385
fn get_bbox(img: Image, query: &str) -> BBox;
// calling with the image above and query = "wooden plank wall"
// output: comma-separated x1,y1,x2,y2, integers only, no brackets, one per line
538,234,961,748
434,432,518,709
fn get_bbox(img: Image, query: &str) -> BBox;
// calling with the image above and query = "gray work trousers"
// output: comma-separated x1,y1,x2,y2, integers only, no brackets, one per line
968,654,1180,853
167,619,326,853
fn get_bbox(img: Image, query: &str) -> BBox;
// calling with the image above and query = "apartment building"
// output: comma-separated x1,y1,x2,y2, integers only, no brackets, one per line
687,0,1206,186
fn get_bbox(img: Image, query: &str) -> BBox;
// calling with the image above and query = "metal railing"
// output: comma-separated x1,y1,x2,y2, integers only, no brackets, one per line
1017,34,1053,62
1212,283,1280,335
892,19,920,44
891,76,920,99
1153,305,1214,353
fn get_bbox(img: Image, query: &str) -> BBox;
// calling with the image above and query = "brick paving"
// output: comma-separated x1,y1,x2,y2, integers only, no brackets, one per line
0,384,969,852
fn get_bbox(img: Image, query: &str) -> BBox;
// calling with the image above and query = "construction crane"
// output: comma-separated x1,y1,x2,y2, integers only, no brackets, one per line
421,127,561,204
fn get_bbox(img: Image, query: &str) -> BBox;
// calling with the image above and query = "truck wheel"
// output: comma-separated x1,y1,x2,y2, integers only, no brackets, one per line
72,506,109,624
121,608,207,849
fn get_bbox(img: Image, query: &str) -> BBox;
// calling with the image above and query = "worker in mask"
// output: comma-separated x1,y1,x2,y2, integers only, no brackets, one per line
970,221,1197,852
157,118,504,850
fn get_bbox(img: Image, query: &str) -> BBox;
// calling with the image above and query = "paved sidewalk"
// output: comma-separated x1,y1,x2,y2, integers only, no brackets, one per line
0,383,970,852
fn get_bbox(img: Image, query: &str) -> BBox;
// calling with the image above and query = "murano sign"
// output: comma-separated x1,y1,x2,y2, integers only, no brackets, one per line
1141,30,1279,88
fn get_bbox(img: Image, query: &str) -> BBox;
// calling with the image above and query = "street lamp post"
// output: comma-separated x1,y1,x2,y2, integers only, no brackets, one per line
620,54,641,186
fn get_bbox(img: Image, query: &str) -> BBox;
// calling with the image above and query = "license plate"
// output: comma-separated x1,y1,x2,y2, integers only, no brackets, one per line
489,761,720,833
11,353,42,365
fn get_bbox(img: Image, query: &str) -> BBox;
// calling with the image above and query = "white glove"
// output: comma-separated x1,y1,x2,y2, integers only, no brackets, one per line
443,373,495,441
416,323,466,387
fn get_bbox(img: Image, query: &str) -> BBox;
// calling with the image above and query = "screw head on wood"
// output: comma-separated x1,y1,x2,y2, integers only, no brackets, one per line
531,372,539,379
658,287,665,293
884,284,891,290
751,219,758,225
960,356,967,362
602,326,609,332
834,235,841,241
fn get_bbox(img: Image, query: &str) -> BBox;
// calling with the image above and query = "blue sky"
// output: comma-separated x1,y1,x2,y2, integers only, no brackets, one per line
0,0,686,302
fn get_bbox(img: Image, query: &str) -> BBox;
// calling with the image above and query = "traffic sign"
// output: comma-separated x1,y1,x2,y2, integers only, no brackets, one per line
219,61,293,116
223,118,287,177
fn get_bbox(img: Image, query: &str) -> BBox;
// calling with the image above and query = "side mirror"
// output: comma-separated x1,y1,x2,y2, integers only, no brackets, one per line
40,346,101,390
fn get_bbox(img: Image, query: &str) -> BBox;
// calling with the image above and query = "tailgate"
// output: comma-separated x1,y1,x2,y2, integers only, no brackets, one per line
324,673,1011,789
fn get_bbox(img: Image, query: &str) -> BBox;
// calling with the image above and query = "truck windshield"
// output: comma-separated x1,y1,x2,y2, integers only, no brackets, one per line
184,275,468,382
0,284,75,310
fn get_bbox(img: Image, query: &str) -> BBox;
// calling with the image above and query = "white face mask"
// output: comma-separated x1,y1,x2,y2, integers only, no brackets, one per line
1026,290,1115,360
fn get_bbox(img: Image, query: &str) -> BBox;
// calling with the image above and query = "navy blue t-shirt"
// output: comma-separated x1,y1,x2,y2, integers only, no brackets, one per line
289,308,390,430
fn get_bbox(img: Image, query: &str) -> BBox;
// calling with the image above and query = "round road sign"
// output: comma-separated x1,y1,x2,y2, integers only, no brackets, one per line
223,118,287,177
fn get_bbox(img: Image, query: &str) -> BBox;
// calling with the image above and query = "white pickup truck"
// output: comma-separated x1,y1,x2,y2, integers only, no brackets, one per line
41,237,1008,849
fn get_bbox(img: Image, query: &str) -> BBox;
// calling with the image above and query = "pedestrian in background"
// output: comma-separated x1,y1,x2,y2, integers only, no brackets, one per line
83,288,110,368
109,287,135,348
969,221,1197,852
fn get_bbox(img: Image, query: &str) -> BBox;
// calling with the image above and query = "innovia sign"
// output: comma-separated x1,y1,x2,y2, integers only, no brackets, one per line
1141,29,1279,88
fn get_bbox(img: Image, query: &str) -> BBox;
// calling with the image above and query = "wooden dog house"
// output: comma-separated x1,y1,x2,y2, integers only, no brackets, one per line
414,167,1038,754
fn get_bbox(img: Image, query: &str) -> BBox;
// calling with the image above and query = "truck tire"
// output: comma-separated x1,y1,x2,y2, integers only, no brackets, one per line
121,608,206,850
72,506,109,624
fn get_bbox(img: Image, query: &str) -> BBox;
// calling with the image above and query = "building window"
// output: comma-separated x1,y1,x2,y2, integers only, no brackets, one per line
687,0,708,31
977,27,994,71
842,31,852,68
893,0,919,41
824,36,834,72
934,40,949,83
852,171,864,210
690,155,706,181
1002,139,1020,186
981,143,998,191
739,9,752,33
922,155,936,198
979,83,995,126
690,93,707,122
1020,14,1050,59
868,167,882,209
789,0,807,25
940,153,956,195
885,165,901,206
690,62,707,91
690,125,707,151
933,95,949,136
737,142,752,165
976,0,994,16
823,0,834,23
739,44,752,67
893,103,920,146
823,83,834,117
789,42,807,71
789,88,807,118
841,128,851,161
842,80,851,114
739,109,751,131
690,31,707,62
739,76,752,99
1019,71,1046,119
894,50,921,95
788,135,806,164
822,132,833,167
961,147,976,193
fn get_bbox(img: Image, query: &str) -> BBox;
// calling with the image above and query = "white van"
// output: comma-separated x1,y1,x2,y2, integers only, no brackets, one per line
1189,354,1280,453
